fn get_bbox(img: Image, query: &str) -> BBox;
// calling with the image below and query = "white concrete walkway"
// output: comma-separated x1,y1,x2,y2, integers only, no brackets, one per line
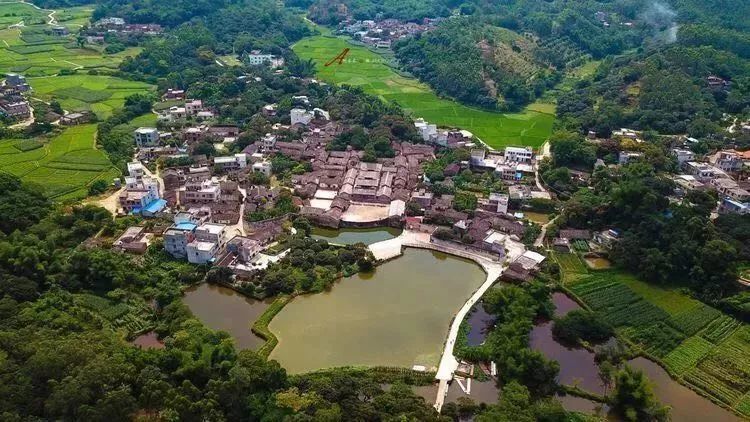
368,230,525,412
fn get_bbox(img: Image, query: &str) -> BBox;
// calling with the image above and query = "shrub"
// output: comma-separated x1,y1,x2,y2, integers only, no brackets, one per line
552,309,613,344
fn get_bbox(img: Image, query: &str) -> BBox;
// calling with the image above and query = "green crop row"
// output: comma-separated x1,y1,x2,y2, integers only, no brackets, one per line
684,367,745,406
626,322,685,358
663,336,714,376
701,315,742,344
668,305,722,336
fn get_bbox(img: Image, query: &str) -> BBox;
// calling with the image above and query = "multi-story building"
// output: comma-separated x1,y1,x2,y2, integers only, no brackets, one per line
252,160,272,177
184,99,203,116
261,133,277,152
164,222,197,258
194,222,227,249
685,161,720,182
711,151,744,173
0,100,31,119
179,179,221,204
213,153,248,171
504,146,534,163
487,192,509,214
672,148,695,166
186,240,219,264
118,189,159,213
134,127,159,147
245,51,284,68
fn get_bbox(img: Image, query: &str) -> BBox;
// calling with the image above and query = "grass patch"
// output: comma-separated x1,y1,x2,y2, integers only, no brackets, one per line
53,86,113,103
252,295,291,358
13,139,45,152
293,30,554,149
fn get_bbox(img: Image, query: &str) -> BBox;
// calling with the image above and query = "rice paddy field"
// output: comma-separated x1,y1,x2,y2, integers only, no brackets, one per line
559,255,750,418
0,2,142,77
293,31,555,149
29,74,152,118
0,124,120,200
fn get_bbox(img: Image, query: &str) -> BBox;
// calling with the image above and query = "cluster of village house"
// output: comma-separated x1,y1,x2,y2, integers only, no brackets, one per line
673,148,750,214
109,86,557,280
0,74,31,121
339,17,445,49
115,156,287,270
587,128,750,215
82,17,162,44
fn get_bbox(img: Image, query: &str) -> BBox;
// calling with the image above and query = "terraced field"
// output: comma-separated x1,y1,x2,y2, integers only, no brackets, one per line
0,124,119,200
562,262,750,417
29,75,152,118
293,30,554,149
0,2,141,77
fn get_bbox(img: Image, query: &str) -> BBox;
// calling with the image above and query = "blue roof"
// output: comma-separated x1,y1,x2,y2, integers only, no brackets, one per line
175,222,197,231
143,198,167,214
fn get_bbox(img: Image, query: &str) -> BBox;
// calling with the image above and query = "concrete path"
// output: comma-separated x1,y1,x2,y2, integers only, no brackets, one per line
534,215,558,248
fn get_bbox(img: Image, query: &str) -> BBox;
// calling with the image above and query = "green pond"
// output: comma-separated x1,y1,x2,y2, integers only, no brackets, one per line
268,248,487,374
311,226,401,245
183,283,272,350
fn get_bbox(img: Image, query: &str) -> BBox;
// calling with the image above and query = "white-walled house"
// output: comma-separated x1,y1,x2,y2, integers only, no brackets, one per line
134,127,159,147
504,146,534,163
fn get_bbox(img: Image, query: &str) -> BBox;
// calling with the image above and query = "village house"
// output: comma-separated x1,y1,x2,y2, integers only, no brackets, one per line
51,26,69,36
164,221,197,258
262,103,278,116
162,88,185,101
184,223,227,265
711,178,750,202
60,111,94,125
0,99,31,119
719,198,750,215
672,148,695,166
481,193,509,214
411,189,434,208
5,73,30,91
213,153,248,171
290,107,330,126
618,151,642,165
245,51,284,68
216,236,264,276
185,99,204,116
710,150,744,173
134,127,160,147
684,161,721,182
504,146,534,163
113,226,150,254
179,179,222,204
252,160,272,177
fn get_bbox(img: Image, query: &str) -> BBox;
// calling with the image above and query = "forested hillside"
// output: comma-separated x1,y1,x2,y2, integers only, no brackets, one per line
314,0,750,115
394,20,560,111
558,36,750,136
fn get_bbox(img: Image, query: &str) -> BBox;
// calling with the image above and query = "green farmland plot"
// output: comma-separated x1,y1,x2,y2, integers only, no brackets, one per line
0,3,141,77
29,75,153,118
293,32,554,149
565,269,750,417
0,124,120,200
